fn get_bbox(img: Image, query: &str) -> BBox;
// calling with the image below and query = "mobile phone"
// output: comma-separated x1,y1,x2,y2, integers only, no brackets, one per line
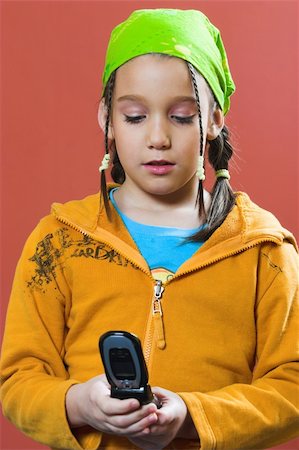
99,331,161,408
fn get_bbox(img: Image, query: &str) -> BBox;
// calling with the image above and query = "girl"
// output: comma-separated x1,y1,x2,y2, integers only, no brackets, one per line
1,8,298,450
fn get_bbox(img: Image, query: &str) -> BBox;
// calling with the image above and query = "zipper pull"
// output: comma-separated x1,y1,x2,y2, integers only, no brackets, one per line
153,280,166,350
154,280,164,303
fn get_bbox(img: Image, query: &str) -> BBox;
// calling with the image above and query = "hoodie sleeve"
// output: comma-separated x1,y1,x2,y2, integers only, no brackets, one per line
0,219,102,450
179,240,299,450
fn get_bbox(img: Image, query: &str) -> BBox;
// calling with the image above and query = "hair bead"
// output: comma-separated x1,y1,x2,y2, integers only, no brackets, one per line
196,155,206,180
99,153,111,172
215,168,230,180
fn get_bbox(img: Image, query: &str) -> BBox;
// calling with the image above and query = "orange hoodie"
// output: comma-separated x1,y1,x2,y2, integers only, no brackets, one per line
1,187,298,450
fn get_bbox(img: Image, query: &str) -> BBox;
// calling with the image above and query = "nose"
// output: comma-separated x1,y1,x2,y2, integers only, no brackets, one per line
147,117,171,150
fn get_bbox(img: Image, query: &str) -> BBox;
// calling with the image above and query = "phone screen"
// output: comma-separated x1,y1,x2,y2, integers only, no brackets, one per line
110,348,136,380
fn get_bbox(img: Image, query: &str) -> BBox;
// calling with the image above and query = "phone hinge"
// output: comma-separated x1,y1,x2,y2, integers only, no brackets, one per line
153,280,166,349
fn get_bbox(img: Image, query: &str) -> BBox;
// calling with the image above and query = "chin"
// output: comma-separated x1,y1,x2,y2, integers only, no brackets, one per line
143,184,181,197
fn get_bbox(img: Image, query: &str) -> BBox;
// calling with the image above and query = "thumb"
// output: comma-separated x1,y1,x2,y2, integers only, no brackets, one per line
151,386,169,398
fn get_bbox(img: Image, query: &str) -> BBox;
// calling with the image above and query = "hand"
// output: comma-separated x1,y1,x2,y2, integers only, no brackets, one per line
127,387,192,450
65,375,159,436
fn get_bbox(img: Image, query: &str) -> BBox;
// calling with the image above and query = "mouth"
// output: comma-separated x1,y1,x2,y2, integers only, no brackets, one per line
142,160,175,175
143,160,175,166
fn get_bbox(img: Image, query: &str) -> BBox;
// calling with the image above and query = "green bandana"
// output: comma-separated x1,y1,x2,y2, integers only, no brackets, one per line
102,9,235,114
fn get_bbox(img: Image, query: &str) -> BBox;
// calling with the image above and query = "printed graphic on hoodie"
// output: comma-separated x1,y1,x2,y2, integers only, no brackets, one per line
26,227,133,291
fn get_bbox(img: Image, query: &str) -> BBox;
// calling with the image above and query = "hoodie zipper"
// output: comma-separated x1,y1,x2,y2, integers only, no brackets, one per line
153,280,166,349
143,280,166,366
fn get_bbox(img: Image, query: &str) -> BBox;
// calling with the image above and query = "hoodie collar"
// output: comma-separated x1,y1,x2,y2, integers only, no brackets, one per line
51,186,297,274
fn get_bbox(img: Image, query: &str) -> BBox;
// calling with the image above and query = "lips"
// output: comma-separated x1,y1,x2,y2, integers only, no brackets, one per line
144,160,174,166
143,160,175,175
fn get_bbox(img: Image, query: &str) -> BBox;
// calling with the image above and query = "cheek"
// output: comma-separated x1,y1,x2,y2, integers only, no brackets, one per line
179,129,200,153
114,121,142,142
112,131,138,168
113,127,132,151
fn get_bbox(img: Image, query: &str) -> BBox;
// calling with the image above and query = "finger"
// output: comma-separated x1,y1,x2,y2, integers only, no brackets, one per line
151,387,168,406
147,423,167,435
101,397,140,416
111,405,157,430
156,409,171,426
110,411,158,436
151,386,168,397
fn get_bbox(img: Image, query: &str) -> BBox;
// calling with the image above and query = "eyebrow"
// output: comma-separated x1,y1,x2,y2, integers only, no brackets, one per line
117,95,196,103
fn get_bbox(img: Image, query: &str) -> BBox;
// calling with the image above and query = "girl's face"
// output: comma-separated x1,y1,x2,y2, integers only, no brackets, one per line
100,54,223,200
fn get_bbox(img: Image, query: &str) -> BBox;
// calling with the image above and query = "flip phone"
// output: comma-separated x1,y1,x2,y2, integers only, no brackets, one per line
99,331,161,408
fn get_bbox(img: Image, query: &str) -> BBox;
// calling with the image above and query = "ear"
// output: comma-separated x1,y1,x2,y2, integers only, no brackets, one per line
207,108,224,140
97,99,114,139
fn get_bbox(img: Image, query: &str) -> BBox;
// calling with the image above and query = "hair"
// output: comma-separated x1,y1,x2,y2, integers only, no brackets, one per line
186,62,236,241
100,56,236,242
100,70,116,218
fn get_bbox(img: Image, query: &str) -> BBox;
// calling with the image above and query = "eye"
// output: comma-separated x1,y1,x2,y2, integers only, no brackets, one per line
171,114,196,125
124,115,146,124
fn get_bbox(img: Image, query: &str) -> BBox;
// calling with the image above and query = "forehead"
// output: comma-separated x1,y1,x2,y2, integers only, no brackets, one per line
113,54,211,100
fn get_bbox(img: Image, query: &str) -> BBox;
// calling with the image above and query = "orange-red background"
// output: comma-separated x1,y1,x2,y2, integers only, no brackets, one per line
1,1,298,449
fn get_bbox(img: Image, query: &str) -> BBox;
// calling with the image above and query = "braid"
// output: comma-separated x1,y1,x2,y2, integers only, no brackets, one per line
187,62,205,220
204,126,236,236
100,71,116,216
186,62,236,242
187,63,204,160
102,70,126,186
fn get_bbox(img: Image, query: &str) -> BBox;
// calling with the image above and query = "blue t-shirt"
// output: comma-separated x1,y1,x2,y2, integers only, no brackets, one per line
110,189,203,281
